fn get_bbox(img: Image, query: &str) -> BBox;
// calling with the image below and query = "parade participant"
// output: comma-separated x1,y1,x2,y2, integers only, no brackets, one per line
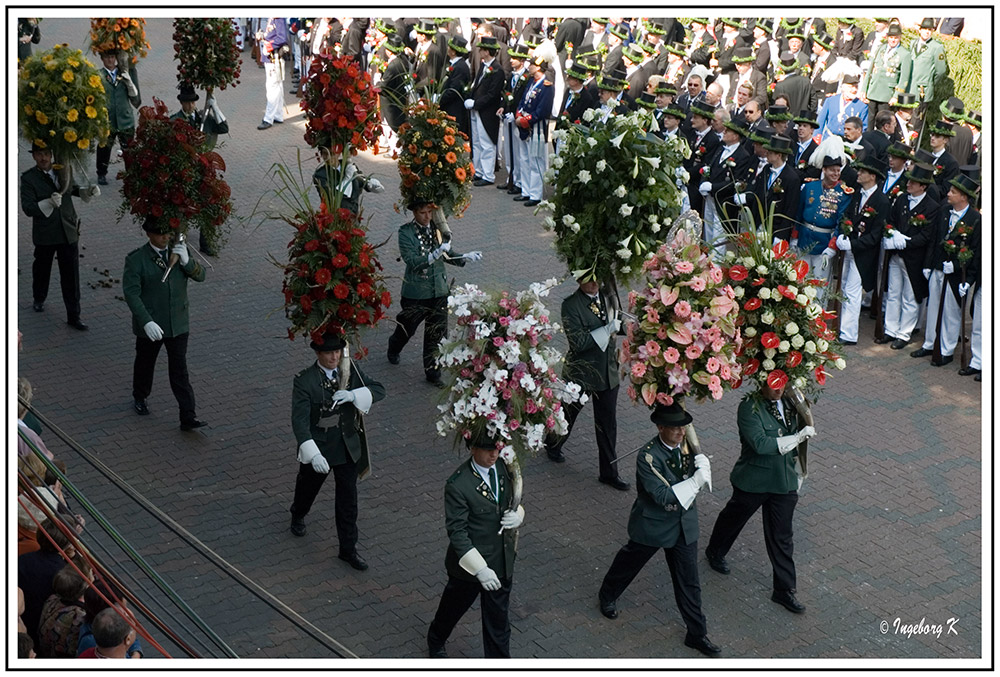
169,85,228,151
961,240,983,379
17,17,40,63
684,101,721,216
882,141,911,198
96,50,141,185
751,19,774,76
555,57,596,133
698,117,753,256
743,134,801,241
595,75,631,122
662,40,690,90
705,379,816,613
863,24,911,120
21,144,97,330
288,332,386,570
600,22,630,79
386,201,482,386
544,275,629,491
597,403,720,656
843,116,874,164
907,18,948,121
861,18,891,62
122,218,206,429
861,110,895,164
378,35,410,136
940,97,973,166
622,43,654,101
426,429,524,658
816,75,868,139
926,121,960,195
832,18,865,63
890,93,918,145
514,44,555,208
764,103,793,138
312,146,385,215
792,111,819,169
498,43,531,196
412,20,440,94
911,174,980,367
728,47,766,108
256,17,287,130
655,101,686,141
834,156,890,345
809,32,838,104
879,163,939,349
464,36,504,186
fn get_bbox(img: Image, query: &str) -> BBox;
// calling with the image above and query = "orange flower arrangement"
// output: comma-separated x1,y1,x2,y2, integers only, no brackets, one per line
89,18,150,63
395,100,472,216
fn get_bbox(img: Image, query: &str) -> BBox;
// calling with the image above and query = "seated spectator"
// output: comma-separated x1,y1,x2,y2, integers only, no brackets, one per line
17,499,51,556
19,518,76,646
17,378,54,461
38,564,89,658
77,607,136,659
18,633,36,659
76,580,143,658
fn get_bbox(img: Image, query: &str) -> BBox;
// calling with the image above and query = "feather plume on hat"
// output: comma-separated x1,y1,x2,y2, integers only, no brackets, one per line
810,135,848,170
531,39,559,67
822,56,863,84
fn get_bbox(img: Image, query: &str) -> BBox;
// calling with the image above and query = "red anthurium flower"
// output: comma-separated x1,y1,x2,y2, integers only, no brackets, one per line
785,351,802,368
743,297,762,311
760,332,780,349
728,264,749,281
814,365,827,385
772,239,789,259
744,358,760,376
793,259,809,281
766,369,789,390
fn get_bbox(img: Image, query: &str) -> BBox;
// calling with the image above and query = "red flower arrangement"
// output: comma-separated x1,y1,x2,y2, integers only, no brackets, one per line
172,18,242,91
280,205,392,354
118,98,233,249
301,54,380,153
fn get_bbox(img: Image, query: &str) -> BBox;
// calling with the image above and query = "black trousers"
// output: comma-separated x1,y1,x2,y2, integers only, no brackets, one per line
289,460,359,555
599,536,707,639
545,385,620,480
387,295,447,378
427,575,512,658
867,99,890,121
707,486,798,592
96,128,134,178
32,242,80,320
131,333,197,422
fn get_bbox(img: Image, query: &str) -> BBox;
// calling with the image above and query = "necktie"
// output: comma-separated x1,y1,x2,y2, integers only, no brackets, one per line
511,72,518,88
768,170,778,189
566,91,575,110
474,61,487,87
669,446,681,469
489,466,498,502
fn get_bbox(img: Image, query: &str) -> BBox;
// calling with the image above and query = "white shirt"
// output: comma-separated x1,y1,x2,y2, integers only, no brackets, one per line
719,142,739,162
908,192,926,209
317,361,339,381
471,459,499,500
859,184,877,208
885,170,902,191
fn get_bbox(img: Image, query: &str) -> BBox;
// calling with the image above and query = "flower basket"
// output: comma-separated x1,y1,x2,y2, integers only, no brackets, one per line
279,205,392,355
435,280,588,469
301,54,380,153
89,18,149,64
725,224,846,395
118,98,233,252
395,100,473,217
622,219,742,408
18,44,110,168
172,18,242,92
541,110,690,283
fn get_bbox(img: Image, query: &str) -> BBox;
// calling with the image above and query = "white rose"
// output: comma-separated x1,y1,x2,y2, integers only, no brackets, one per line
756,264,769,275
785,322,799,336
835,357,846,370
817,339,829,352
651,223,661,233
786,285,798,296
552,156,564,169
595,159,607,172
734,286,745,298
578,169,592,183
758,287,771,300
582,108,596,122
787,269,798,282
586,137,598,147
796,294,809,305
562,214,575,226
614,185,627,198
744,326,757,337
761,311,775,324
571,222,580,233
778,340,790,353
791,334,805,348
762,358,775,371
763,348,777,359
794,377,807,389
619,204,634,216
804,286,818,298
804,340,817,354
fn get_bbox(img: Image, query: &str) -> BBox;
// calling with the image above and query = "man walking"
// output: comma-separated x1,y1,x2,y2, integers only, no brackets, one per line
257,17,288,130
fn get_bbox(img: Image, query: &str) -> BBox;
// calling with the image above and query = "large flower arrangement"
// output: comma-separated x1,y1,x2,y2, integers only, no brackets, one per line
18,44,110,163
89,18,149,63
173,18,242,91
435,280,587,464
280,205,392,354
395,100,474,217
725,230,846,393
622,221,742,407
119,99,233,251
540,109,690,282
301,54,380,153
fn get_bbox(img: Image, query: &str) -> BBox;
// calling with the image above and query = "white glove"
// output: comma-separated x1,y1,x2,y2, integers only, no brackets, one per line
297,439,330,474
120,71,139,98
172,242,189,266
835,234,851,251
735,192,747,206
694,465,711,491
143,321,164,341
892,232,909,249
366,178,384,193
777,434,800,454
464,98,475,110
693,454,710,470
475,566,502,591
674,166,687,178
89,185,101,198
922,268,932,280
463,250,483,261
798,425,816,441
428,242,451,263
500,505,524,530
50,192,63,208
698,180,712,196
310,453,330,474
671,476,700,510
207,96,226,123
959,282,970,297
504,112,515,123
590,324,612,352
883,235,898,250
942,261,955,275
789,238,799,249
80,187,93,203
363,43,373,53
331,389,356,406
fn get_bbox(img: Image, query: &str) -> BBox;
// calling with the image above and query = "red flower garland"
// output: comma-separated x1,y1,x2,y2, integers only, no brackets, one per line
173,18,242,91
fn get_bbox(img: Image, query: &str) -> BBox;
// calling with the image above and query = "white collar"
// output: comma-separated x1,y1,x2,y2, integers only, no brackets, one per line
723,142,739,153
908,192,926,204
771,161,786,173
860,184,877,199
317,361,338,379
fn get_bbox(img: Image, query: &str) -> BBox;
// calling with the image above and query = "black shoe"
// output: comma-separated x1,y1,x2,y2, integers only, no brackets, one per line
975,373,982,382
890,339,910,350
507,186,520,195
873,335,893,344
958,366,981,376
512,194,529,201
599,597,619,619
428,643,447,658
472,178,494,186
705,548,730,575
426,375,446,388
67,318,89,331
257,121,272,130
290,516,306,537
599,476,631,491
133,399,149,416
684,634,722,656
180,418,208,431
387,352,400,365
338,551,369,571
289,87,298,95
931,354,954,367
32,301,44,312
524,199,541,207
97,175,108,186
771,590,806,614
839,339,857,346
547,451,566,463
910,347,933,358
496,182,512,190
273,119,284,124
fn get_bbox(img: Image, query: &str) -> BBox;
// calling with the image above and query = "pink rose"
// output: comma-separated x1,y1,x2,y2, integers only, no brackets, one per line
675,260,695,274
664,347,681,363
492,337,505,347
674,300,692,317
644,340,661,356
685,344,703,359
509,419,520,430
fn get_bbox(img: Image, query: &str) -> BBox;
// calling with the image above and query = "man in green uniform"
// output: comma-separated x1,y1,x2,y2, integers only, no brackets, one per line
289,332,386,571
427,429,524,658
907,18,948,122
705,378,816,613
122,219,206,429
96,50,141,186
863,24,911,119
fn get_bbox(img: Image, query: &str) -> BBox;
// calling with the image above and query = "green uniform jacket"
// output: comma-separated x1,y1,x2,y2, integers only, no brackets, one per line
443,458,517,582
561,289,619,391
864,42,912,103
102,66,141,132
730,393,800,494
122,243,205,337
397,220,466,299
627,436,700,548
20,166,81,246
291,362,386,467
907,38,947,102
